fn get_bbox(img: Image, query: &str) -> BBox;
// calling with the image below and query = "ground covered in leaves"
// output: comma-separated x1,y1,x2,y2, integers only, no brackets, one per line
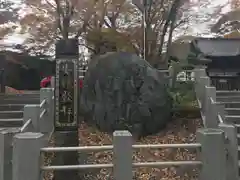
78,118,203,180
16,85,202,180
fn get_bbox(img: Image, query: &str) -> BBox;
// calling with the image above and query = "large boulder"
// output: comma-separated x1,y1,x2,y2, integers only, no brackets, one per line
80,52,173,137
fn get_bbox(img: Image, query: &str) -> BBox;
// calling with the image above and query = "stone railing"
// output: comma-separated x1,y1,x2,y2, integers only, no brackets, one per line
6,129,231,180
0,88,55,180
194,68,239,180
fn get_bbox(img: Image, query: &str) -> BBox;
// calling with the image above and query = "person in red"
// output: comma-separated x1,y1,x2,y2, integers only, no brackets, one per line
40,76,52,88
40,76,83,88
79,78,83,88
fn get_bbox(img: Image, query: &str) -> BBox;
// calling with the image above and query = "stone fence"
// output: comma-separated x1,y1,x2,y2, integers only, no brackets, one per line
0,88,54,180
194,68,239,180
11,128,230,180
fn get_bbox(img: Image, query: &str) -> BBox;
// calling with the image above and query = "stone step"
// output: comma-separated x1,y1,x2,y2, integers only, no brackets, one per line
217,96,240,102
225,108,240,115
20,90,40,94
0,94,40,98
0,111,23,119
237,134,240,144
0,98,39,104
238,161,240,175
0,104,25,111
216,90,240,97
237,146,240,160
238,146,240,157
0,96,39,101
235,124,240,133
219,102,240,108
0,127,20,131
0,118,23,127
225,115,240,124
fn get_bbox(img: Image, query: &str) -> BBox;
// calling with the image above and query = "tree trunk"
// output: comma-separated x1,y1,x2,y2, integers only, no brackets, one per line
157,0,181,57
164,14,177,63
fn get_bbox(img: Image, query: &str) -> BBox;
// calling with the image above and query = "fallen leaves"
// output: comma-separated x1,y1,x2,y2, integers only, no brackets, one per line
4,87,202,179
4,86,24,94
43,134,55,180
78,118,203,180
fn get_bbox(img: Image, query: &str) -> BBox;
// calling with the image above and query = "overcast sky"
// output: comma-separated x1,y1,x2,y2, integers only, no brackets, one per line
177,0,230,37
1,0,232,53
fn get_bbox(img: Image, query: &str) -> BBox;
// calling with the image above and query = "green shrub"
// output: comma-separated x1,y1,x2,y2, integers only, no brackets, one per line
169,81,199,118
170,81,195,106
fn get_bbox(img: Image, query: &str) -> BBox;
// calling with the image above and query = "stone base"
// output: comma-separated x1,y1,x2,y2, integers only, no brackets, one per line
53,131,79,180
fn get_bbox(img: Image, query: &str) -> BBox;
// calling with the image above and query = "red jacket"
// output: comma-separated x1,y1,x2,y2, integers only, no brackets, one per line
40,76,52,88
40,76,83,88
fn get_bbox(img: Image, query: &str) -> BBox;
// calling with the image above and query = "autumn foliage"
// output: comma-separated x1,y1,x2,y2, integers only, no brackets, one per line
1,0,194,64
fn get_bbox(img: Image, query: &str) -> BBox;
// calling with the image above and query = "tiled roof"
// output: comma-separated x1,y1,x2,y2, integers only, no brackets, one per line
192,38,240,57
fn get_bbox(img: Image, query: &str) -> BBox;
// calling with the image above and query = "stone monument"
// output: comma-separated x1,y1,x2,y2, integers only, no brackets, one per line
80,52,173,138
